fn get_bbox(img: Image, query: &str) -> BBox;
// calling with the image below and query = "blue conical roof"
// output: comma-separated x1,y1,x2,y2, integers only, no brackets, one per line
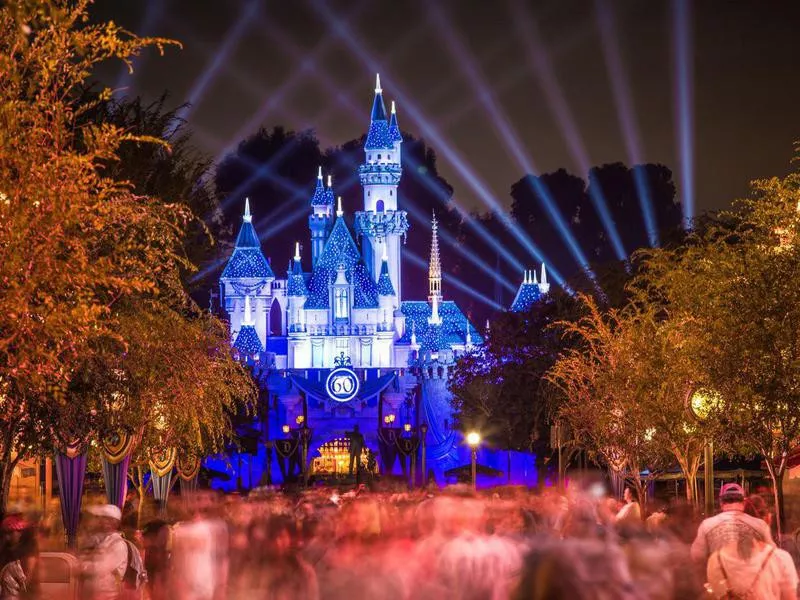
377,259,395,296
287,256,308,297
310,168,327,206
365,74,393,151
233,325,263,356
222,200,274,279
510,276,542,312
370,74,387,121
388,101,403,143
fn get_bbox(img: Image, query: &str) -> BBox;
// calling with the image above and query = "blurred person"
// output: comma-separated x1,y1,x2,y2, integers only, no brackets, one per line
0,516,37,600
80,503,145,600
259,515,318,600
141,520,170,600
169,492,226,600
690,483,774,563
512,538,642,600
705,494,797,599
615,488,642,528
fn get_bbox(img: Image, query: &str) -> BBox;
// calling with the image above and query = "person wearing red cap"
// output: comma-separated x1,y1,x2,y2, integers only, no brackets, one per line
0,514,36,600
704,491,798,599
690,483,774,563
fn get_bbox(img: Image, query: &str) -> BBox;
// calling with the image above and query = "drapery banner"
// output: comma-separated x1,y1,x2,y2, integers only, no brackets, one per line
101,454,131,510
55,452,87,548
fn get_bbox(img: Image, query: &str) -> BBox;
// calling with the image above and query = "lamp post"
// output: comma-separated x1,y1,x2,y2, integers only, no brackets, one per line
688,388,721,516
466,431,481,490
420,423,428,487
404,424,415,487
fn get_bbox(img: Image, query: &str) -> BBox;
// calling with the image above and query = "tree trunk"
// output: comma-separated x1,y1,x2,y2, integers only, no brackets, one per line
0,451,22,518
764,458,785,542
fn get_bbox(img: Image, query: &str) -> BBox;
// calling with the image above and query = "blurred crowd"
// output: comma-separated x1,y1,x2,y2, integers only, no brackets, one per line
1,476,798,599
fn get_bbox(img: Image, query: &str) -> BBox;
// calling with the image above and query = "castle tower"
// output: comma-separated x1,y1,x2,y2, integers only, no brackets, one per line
220,198,274,347
428,212,442,326
309,167,334,267
509,263,551,312
354,74,409,305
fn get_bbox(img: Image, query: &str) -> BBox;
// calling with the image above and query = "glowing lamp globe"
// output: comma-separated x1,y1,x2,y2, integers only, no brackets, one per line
282,425,290,434
403,423,411,433
689,389,722,422
466,431,481,448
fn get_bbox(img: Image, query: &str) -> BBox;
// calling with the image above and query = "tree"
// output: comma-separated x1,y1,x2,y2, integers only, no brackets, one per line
636,158,800,531
0,0,254,513
547,296,674,506
82,93,226,297
450,291,584,485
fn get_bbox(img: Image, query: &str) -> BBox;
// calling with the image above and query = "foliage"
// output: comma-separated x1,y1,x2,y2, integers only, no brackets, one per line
81,93,226,295
546,295,675,504
450,295,574,458
0,0,254,512
634,157,800,526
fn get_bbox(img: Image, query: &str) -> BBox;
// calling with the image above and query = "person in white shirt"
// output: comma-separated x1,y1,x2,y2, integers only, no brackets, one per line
690,483,774,563
705,491,798,599
615,487,642,527
80,504,129,600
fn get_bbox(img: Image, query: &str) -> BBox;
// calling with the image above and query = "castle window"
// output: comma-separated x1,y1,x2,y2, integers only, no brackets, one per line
376,199,384,212
377,154,382,160
334,288,348,320
389,190,392,196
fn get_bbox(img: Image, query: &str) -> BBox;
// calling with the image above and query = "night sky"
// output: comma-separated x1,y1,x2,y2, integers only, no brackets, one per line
92,0,800,217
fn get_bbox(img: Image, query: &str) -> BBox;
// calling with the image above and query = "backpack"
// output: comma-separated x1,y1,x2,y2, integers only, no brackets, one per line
121,538,148,591
715,546,775,599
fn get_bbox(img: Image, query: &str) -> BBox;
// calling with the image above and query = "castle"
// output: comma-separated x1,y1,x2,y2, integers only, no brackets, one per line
217,75,548,485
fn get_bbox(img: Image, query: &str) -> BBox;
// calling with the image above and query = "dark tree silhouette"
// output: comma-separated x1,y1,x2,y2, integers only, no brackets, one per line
215,126,325,277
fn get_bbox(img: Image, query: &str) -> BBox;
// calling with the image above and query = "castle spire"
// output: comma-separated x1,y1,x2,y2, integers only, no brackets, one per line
370,73,387,122
389,100,403,143
336,196,343,218
294,241,301,261
311,166,327,207
429,212,442,299
243,197,252,223
428,211,442,326
541,263,548,285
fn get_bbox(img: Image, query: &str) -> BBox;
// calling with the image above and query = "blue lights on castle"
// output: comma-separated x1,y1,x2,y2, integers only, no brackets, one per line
217,75,549,487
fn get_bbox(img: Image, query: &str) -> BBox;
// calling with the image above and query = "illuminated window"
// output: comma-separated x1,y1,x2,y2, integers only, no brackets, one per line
334,288,348,320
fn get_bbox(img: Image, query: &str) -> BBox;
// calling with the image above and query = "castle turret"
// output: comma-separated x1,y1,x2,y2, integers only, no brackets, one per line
309,167,333,267
354,74,408,304
220,198,274,347
233,295,264,358
509,264,550,312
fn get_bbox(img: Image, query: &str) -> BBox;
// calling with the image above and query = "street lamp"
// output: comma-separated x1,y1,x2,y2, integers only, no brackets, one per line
467,431,481,490
688,388,722,516
282,425,290,435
